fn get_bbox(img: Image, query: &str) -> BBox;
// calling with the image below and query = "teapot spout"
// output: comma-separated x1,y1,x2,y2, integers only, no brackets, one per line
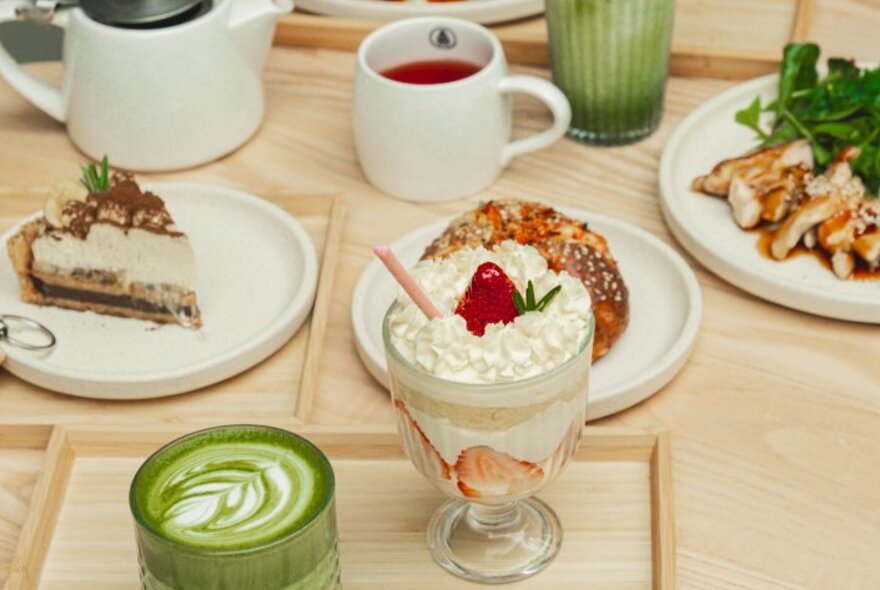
228,0,294,70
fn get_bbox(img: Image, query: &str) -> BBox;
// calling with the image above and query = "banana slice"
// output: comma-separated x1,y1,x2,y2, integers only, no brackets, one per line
44,180,88,228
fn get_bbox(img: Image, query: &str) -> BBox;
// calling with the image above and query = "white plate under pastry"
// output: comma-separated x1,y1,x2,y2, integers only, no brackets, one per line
295,0,544,25
659,73,880,323
351,209,702,421
0,183,318,399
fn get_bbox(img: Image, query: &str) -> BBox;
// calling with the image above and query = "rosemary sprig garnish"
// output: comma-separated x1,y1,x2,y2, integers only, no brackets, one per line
513,281,562,315
80,155,110,193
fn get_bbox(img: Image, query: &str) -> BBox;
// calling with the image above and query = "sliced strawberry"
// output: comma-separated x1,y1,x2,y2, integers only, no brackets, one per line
455,262,520,336
395,399,451,480
455,446,544,499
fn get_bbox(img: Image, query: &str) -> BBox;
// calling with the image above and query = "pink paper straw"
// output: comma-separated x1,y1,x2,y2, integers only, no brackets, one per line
374,245,441,320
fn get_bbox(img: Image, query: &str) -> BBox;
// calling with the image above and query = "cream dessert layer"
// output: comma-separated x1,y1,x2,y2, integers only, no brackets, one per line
32,221,196,290
34,175,195,289
410,386,586,465
388,241,592,384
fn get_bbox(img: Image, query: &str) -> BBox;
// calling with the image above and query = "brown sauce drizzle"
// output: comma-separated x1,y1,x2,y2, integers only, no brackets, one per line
755,229,880,281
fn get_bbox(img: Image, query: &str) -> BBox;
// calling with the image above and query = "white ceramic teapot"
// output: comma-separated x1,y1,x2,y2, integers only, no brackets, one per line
0,0,293,170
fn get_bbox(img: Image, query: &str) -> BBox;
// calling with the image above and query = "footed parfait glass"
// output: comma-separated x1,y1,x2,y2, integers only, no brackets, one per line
383,306,594,583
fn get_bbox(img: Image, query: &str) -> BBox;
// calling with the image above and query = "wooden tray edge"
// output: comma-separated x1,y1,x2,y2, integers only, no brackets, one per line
650,430,676,590
272,11,800,79
296,196,347,421
3,425,674,590
5,427,73,590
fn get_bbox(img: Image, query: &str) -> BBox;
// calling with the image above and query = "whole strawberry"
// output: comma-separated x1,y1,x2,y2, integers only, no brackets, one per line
455,262,520,336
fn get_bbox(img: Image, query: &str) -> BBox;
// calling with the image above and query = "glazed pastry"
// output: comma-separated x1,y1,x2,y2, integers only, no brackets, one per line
421,200,628,361
7,170,201,327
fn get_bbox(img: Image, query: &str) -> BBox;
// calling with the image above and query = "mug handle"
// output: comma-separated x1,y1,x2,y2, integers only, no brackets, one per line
0,3,67,122
498,75,571,166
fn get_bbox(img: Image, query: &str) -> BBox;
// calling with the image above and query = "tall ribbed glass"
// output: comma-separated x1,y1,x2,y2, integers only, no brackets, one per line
546,0,676,145
130,425,340,590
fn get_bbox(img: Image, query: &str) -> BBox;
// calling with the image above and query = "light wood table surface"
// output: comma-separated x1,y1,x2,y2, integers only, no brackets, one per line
2,1,880,587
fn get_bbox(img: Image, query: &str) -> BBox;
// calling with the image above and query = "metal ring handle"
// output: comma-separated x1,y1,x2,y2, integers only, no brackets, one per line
0,314,57,350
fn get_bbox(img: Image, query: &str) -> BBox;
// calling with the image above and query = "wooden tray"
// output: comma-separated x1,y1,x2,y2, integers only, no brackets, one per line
275,0,815,79
0,195,345,425
5,424,675,590
299,199,438,426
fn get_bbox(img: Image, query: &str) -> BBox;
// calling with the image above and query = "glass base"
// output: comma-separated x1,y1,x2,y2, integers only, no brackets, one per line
566,123,659,146
426,498,562,584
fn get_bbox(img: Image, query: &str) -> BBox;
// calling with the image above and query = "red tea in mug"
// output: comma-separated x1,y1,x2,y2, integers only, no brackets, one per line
380,60,482,85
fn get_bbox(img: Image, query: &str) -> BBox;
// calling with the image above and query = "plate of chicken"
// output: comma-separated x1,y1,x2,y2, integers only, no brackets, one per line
660,45,880,323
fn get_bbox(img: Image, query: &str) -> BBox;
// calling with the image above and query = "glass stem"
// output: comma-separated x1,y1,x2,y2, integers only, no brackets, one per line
466,501,523,535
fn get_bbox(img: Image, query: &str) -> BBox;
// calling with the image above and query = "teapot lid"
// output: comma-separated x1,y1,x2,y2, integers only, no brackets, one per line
81,0,205,25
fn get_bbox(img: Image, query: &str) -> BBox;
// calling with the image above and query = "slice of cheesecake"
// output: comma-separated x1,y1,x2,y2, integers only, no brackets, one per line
7,167,201,328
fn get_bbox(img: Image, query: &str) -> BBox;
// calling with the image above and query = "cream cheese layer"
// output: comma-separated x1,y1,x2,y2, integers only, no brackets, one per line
32,223,196,289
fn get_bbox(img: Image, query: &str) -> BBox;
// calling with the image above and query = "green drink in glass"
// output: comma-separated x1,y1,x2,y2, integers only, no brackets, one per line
546,0,676,145
130,425,340,590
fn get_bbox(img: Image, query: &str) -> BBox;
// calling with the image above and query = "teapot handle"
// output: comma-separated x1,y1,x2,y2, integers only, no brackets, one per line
0,2,66,122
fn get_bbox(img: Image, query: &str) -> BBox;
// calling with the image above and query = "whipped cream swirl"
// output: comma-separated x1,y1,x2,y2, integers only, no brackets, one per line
388,241,592,384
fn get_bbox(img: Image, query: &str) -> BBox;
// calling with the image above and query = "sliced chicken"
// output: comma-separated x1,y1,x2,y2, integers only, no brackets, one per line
805,153,864,202
761,164,812,223
695,140,877,280
803,227,818,249
818,210,855,252
771,195,847,260
692,140,813,197
817,210,858,278
726,163,811,229
728,176,764,228
831,250,856,279
806,159,871,278
853,232,880,269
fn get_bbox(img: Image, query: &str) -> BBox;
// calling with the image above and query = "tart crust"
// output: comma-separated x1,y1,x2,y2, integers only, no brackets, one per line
6,219,202,328
6,219,42,304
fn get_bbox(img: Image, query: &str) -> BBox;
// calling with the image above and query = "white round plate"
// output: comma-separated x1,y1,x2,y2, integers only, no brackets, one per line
0,183,319,399
660,74,880,323
351,209,702,421
296,0,544,25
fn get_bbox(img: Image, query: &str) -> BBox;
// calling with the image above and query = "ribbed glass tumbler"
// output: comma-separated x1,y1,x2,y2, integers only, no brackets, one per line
546,0,676,145
130,425,341,590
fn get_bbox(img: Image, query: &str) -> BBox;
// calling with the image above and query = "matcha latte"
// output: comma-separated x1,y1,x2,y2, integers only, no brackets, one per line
130,426,340,590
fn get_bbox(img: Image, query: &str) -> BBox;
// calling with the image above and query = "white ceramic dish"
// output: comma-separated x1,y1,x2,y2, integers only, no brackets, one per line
296,0,544,25
660,73,880,323
351,209,702,421
0,183,318,399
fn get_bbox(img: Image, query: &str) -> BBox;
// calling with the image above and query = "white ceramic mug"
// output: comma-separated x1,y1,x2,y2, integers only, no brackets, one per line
0,0,292,171
354,17,571,202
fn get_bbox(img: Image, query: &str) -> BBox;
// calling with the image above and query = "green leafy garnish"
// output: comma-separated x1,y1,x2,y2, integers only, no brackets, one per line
512,281,562,315
734,97,768,141
80,156,110,193
776,42,820,119
734,43,880,196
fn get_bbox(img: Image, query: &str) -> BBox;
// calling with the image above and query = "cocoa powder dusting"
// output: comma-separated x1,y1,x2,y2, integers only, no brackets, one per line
61,173,180,238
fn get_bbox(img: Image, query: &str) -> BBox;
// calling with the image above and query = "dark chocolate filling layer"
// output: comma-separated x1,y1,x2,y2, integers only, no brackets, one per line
32,277,197,320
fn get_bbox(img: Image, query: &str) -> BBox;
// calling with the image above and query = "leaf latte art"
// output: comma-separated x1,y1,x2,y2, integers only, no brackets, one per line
137,438,329,550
